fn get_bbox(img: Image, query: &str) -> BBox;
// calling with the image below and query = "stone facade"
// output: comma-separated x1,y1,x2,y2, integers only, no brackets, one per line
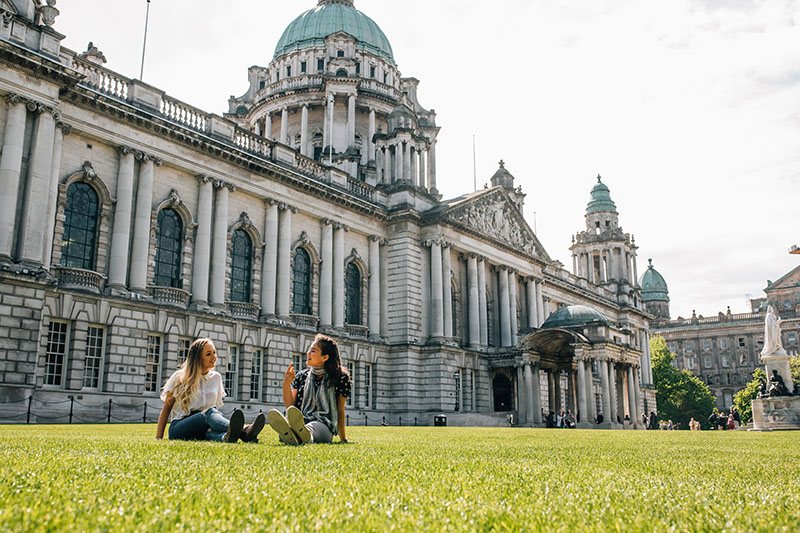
0,0,654,427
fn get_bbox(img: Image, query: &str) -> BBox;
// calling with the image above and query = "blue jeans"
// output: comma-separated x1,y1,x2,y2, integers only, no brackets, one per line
168,407,230,441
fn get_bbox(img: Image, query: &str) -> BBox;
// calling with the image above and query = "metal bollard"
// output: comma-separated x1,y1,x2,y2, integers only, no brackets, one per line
142,402,147,423
69,397,74,424
107,399,112,424
26,395,32,424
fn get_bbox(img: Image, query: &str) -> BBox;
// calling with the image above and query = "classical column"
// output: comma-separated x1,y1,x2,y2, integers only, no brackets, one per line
332,223,346,328
633,366,642,424
410,147,418,187
632,253,639,285
509,270,518,344
210,181,231,306
608,362,618,423
643,331,653,385
19,107,56,265
107,148,137,288
527,363,541,424
276,204,293,317
368,235,382,338
347,95,355,149
526,278,537,329
0,96,27,260
383,146,392,183
499,267,511,347
129,156,159,293
43,122,68,269
547,370,556,413
516,365,526,422
418,149,426,190
429,241,444,338
553,369,562,412
442,243,453,338
368,109,376,163
536,280,545,326
403,140,412,182
300,105,309,157
576,357,587,422
478,258,487,347
375,146,383,182
190,175,214,305
395,142,403,182
584,359,595,422
280,108,289,145
427,140,437,193
467,254,480,349
319,219,334,327
626,366,637,422
264,112,272,140
260,199,279,316
599,359,612,421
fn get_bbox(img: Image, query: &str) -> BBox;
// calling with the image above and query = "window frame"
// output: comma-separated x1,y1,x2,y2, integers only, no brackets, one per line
292,247,312,315
144,334,162,393
82,325,106,390
230,229,253,303
60,181,99,271
226,345,239,400
153,208,184,288
250,348,262,401
44,321,70,387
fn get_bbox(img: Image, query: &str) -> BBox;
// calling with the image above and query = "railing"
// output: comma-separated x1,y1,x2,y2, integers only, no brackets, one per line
260,75,324,98
357,79,400,100
234,129,273,159
227,301,260,320
53,266,105,294
345,324,369,338
295,155,329,182
347,177,375,202
160,95,208,132
71,57,130,100
149,286,190,307
291,314,319,330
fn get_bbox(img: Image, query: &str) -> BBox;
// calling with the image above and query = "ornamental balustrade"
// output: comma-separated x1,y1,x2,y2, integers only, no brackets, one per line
291,313,319,330
233,129,273,159
295,154,329,182
160,96,208,132
227,301,260,320
149,286,190,308
259,75,324,99
347,177,375,202
357,79,400,100
71,57,129,100
345,324,368,339
53,266,105,294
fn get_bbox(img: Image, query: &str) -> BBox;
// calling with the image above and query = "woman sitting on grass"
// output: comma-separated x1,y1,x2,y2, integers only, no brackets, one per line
155,338,265,443
268,334,350,445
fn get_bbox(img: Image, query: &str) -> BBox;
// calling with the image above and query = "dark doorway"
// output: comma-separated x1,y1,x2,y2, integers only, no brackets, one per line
493,375,513,411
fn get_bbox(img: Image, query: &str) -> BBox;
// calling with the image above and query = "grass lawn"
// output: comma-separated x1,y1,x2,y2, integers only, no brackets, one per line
1,425,799,532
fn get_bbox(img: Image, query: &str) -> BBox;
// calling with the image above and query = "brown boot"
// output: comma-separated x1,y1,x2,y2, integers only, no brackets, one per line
241,412,266,443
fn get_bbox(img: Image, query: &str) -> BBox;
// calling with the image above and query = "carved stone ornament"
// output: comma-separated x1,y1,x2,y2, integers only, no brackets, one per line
297,231,311,248
448,190,540,257
166,189,182,208
2,9,13,28
38,0,60,27
238,211,253,231
81,161,97,180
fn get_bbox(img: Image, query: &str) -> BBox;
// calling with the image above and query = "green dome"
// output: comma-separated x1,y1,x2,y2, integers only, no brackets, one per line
273,1,395,64
639,259,669,302
541,305,610,329
586,175,617,214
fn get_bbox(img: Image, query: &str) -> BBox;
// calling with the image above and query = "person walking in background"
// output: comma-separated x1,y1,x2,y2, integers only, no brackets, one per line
155,338,265,443
732,406,741,428
648,410,659,430
641,411,648,427
708,411,718,430
727,413,736,430
268,334,350,444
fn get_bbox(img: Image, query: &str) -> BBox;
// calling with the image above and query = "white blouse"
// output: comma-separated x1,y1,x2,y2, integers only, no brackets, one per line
161,369,226,421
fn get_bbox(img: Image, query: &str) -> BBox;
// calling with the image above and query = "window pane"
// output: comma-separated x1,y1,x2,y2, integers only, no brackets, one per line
226,345,238,399
250,349,262,400
154,209,183,288
61,183,99,270
345,263,361,325
292,248,311,314
45,322,68,386
83,326,104,389
230,230,253,302
145,335,161,393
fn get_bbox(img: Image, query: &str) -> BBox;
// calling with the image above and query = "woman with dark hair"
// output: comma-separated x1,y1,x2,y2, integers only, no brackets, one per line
268,334,351,444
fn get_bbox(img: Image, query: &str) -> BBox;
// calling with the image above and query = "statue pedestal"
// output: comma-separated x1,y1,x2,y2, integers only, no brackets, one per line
761,350,792,387
750,396,800,431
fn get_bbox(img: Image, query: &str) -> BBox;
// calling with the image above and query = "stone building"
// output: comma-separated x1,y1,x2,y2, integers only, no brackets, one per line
0,0,654,427
646,261,800,411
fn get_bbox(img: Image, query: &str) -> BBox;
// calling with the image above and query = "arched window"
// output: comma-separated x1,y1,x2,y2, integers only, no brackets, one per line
230,229,252,303
60,182,99,270
153,208,183,288
292,247,311,315
336,69,348,77
345,262,361,325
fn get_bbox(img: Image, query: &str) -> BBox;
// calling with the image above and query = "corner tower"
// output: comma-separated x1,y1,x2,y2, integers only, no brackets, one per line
227,0,439,193
639,259,670,320
570,175,641,307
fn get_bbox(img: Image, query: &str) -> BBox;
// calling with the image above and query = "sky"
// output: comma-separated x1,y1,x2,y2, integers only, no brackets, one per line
55,0,800,319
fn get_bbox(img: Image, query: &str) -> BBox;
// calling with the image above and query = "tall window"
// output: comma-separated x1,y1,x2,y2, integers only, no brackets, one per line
470,370,476,412
364,363,373,409
230,229,252,303
250,348,262,400
145,335,161,393
60,182,99,270
45,321,69,386
83,326,105,389
226,345,239,400
684,341,694,354
300,61,307,73
721,355,730,368
292,248,311,315
719,338,728,350
703,356,712,369
687,357,695,370
454,369,462,411
701,339,711,352
292,353,305,373
153,208,183,288
346,361,354,408
345,263,361,325
317,58,324,72
177,338,191,368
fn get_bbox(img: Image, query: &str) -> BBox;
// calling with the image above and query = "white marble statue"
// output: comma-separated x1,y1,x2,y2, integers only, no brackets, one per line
761,305,785,356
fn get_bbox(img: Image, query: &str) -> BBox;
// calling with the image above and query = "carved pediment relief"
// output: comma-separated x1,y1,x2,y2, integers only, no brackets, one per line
446,188,550,261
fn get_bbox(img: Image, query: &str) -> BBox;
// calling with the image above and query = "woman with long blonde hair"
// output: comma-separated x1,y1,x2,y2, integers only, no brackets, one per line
155,338,265,442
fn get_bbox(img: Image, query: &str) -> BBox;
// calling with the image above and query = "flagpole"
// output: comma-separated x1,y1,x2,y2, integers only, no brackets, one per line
140,0,151,80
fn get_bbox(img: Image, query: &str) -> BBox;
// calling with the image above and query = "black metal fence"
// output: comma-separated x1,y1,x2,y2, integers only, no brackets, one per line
2,396,422,426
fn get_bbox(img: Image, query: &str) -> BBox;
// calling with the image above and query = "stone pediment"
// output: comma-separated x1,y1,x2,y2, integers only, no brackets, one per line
766,265,800,291
444,188,550,261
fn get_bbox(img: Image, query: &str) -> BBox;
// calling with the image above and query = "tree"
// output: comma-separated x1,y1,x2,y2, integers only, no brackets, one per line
651,336,716,429
735,355,800,424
